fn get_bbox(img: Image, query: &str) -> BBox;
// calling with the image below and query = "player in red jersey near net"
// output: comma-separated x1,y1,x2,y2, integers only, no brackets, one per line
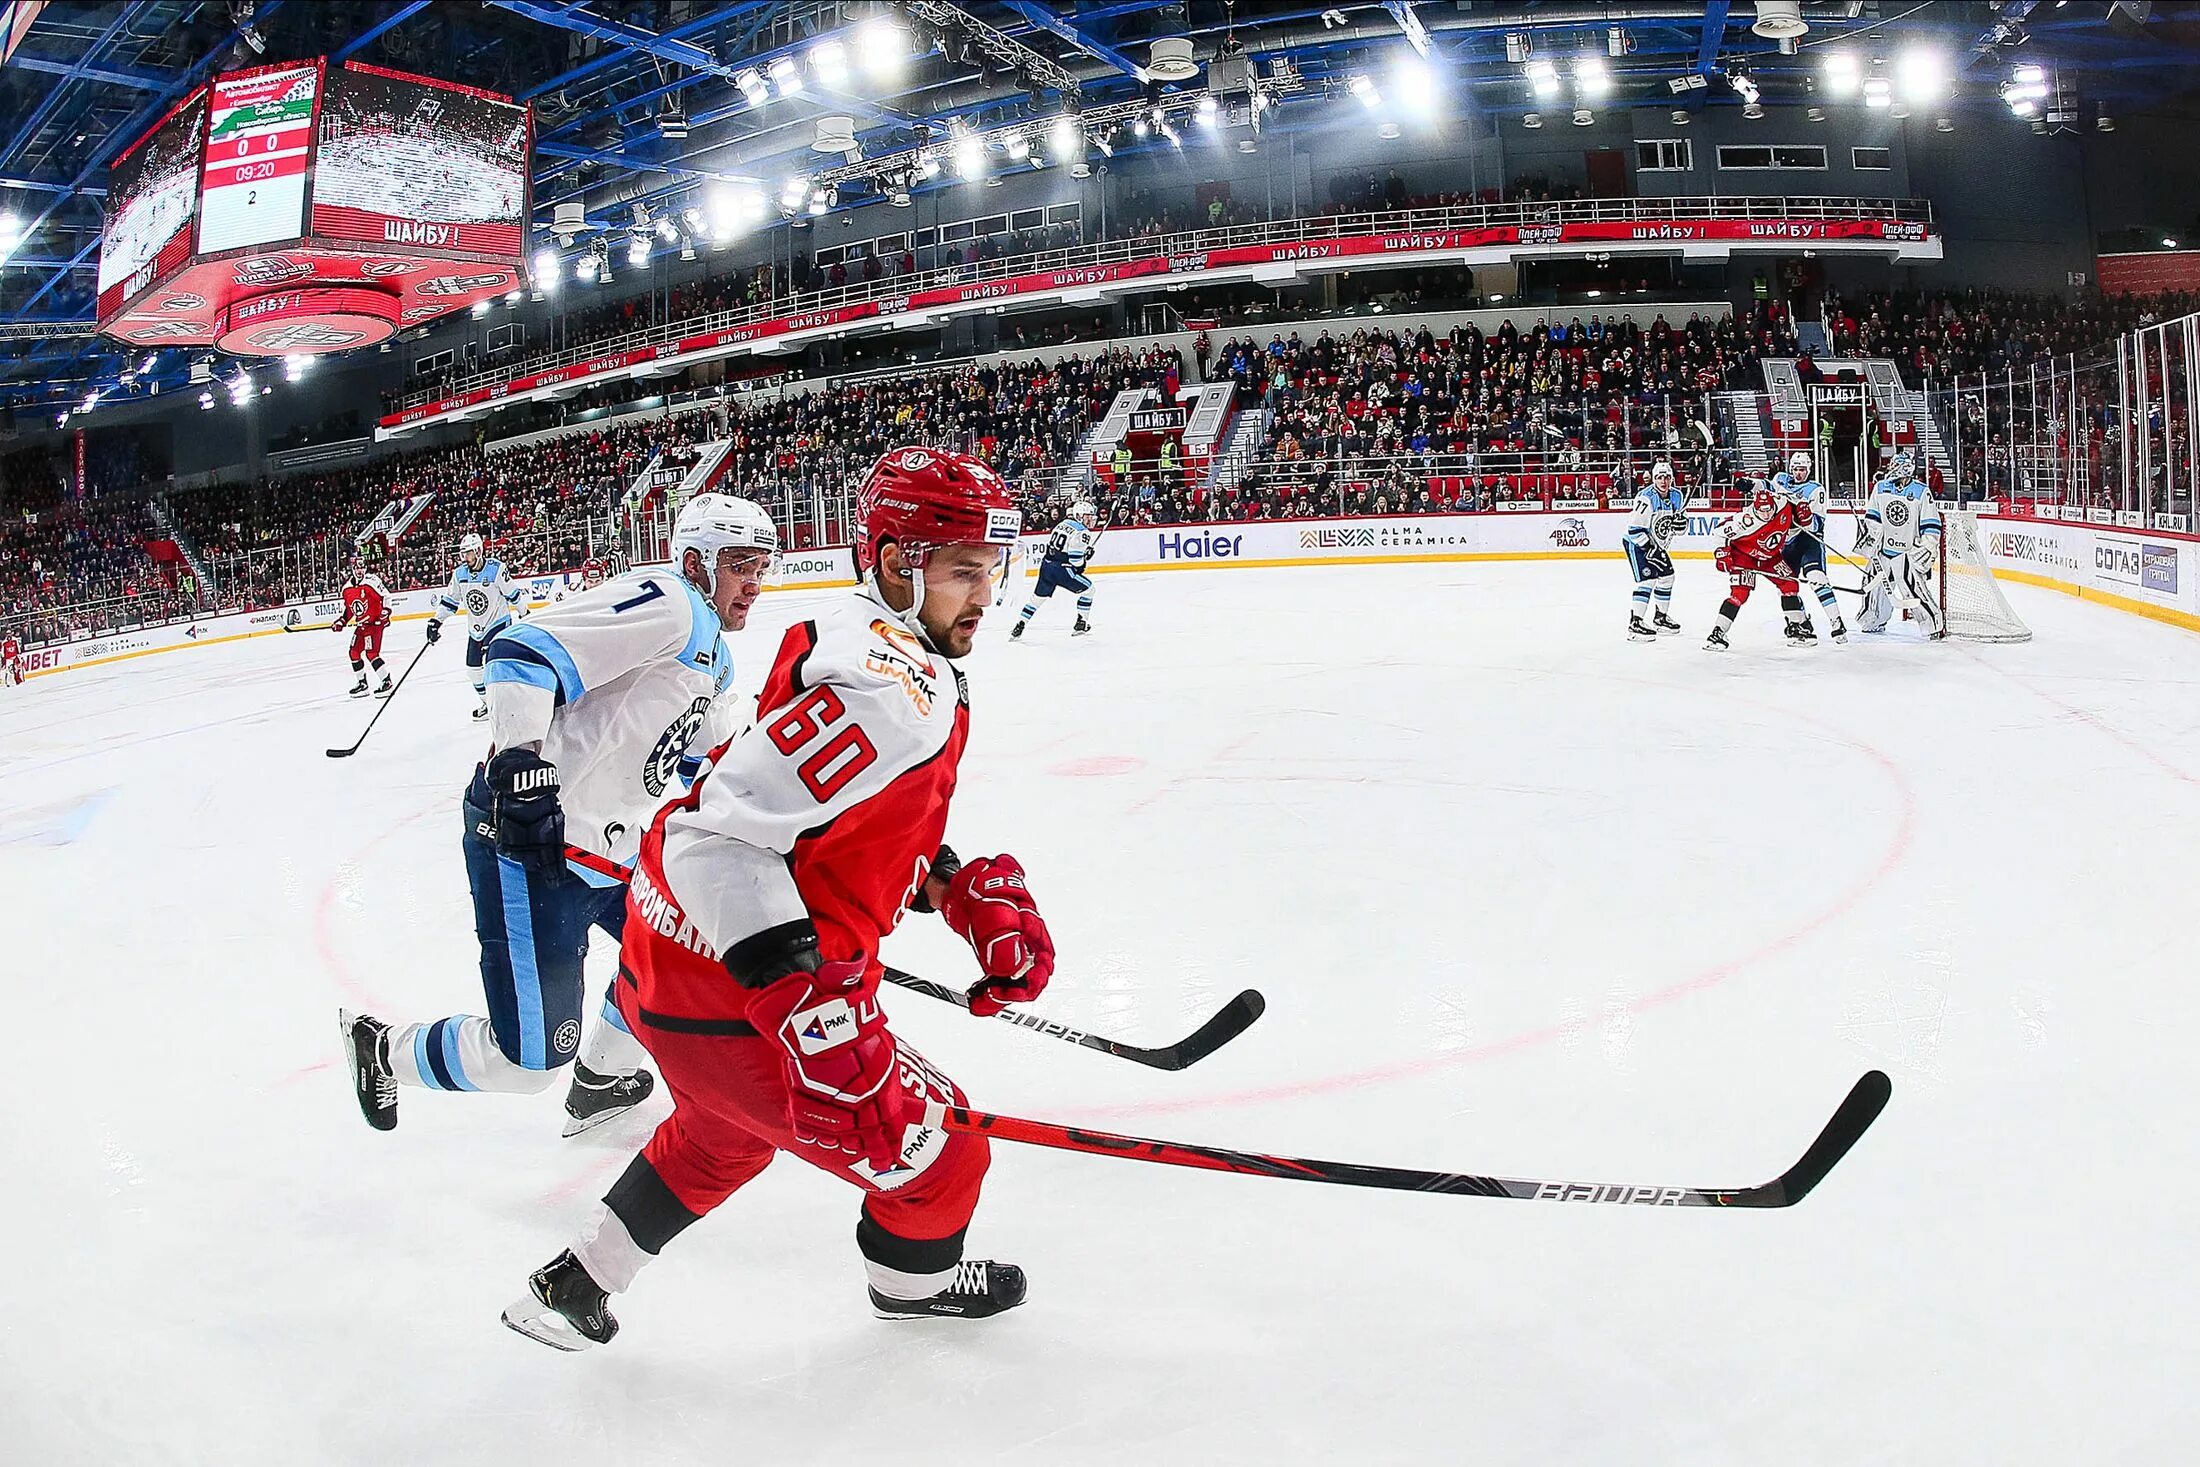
332,554,396,696
503,446,1053,1352
1,632,21,686
1705,481,1810,652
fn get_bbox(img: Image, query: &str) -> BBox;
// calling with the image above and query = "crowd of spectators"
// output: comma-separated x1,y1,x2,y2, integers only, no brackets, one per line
2,447,194,644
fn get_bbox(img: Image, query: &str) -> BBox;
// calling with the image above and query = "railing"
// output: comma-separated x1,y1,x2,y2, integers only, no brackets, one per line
398,194,1933,410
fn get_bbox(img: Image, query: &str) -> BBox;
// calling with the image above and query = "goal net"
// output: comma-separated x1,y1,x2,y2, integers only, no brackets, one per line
1937,510,2032,643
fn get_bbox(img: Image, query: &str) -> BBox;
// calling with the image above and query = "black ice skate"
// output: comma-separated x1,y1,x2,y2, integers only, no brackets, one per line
502,1250,618,1351
560,1063,655,1137
1704,627,1731,652
472,701,489,721
347,675,370,699
1072,616,1092,637
339,1010,398,1131
870,1260,1028,1321
374,673,394,697
1785,620,1818,646
1627,615,1657,642
1653,610,1682,635
1008,621,1026,641
1829,621,1850,645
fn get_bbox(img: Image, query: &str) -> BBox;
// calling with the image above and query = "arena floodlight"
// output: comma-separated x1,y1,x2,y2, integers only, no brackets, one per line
1823,52,1859,98
1197,93,1219,126
2013,63,2046,85
532,248,561,289
470,299,492,318
954,134,985,178
627,233,649,267
918,153,941,178
1863,76,1892,108
810,38,849,86
0,208,20,264
1897,49,1945,103
781,175,809,208
854,15,910,76
737,69,769,108
1051,112,1080,161
1574,56,1609,100
2165,237,2179,249
769,56,804,96
1347,73,1380,109
1007,133,1031,160
1394,56,1437,115
1525,57,1559,99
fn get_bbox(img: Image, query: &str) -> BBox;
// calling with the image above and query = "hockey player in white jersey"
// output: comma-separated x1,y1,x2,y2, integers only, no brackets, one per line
341,494,780,1137
426,533,528,720
1009,500,1101,640
1623,460,1688,640
1857,452,1943,637
1774,451,1848,644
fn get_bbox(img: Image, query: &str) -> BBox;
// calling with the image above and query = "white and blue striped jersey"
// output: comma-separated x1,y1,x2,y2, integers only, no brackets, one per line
1046,518,1099,568
434,557,526,642
1625,486,1689,549
484,568,742,874
1864,478,1941,559
1773,472,1828,538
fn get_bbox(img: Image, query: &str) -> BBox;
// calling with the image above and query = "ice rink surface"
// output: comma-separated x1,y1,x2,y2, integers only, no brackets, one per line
5,561,2198,1465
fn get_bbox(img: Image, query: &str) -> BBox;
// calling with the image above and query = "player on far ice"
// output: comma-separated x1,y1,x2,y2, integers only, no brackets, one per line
554,558,610,603
1009,498,1101,640
426,532,527,720
1774,451,1848,644
502,446,1054,1353
1,632,20,686
332,554,395,698
1623,459,1688,641
1857,452,1944,638
340,495,781,1139
1705,481,1809,652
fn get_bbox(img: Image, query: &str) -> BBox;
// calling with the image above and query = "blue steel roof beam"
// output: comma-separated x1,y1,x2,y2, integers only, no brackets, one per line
0,0,153,177
532,138,762,186
487,0,737,78
1964,1,2041,73
333,0,435,62
520,3,766,102
997,1,1146,80
1695,0,1731,75
0,177,103,196
14,236,100,319
4,51,175,90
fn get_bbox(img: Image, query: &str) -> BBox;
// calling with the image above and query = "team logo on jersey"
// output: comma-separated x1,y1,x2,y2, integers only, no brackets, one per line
1882,499,1913,530
234,255,312,286
643,696,713,798
553,1020,580,1055
418,272,509,297
466,588,492,617
1653,511,1689,541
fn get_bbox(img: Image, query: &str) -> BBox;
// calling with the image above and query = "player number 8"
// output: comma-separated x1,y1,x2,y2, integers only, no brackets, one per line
766,685,879,802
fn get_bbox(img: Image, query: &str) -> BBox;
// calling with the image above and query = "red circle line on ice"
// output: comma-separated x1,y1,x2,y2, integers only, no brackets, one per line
1085,666,1920,1121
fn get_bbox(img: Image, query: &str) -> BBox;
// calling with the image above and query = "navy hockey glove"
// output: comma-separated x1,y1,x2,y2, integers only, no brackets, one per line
425,618,443,645
486,747,566,875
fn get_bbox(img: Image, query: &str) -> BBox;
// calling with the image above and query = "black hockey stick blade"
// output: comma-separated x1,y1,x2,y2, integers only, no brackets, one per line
882,966,1266,1070
1728,1067,1892,1208
326,640,432,758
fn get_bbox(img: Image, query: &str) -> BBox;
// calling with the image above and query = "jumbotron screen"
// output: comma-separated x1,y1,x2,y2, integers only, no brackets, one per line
96,87,206,317
310,63,529,257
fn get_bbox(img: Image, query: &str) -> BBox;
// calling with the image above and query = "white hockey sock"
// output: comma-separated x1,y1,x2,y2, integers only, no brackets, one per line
577,988,648,1075
573,1203,653,1294
1630,586,1652,618
387,1014,559,1094
1653,585,1674,615
864,1257,961,1301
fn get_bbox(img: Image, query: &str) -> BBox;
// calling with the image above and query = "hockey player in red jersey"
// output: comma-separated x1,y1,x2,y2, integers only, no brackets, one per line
1705,484,1809,651
332,555,395,696
1,632,21,686
503,446,1050,1352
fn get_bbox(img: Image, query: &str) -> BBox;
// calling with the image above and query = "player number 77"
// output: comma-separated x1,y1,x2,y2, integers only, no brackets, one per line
766,684,878,802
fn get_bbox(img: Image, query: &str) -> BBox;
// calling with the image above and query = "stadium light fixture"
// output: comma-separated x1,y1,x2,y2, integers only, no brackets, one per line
283,354,313,382
781,175,809,209
1524,57,1559,99
737,69,769,107
471,299,493,317
1133,115,1150,137
918,153,941,178
1898,49,1945,103
1823,52,1859,98
0,208,20,263
1573,56,1609,101
2165,237,2180,249
1347,73,1380,109
854,15,910,75
532,248,561,290
1197,94,1219,126
954,134,985,178
1572,108,1594,126
1863,76,1892,108
769,56,804,97
198,391,215,411
1007,133,1031,160
809,39,849,86
2013,63,2046,86
627,233,649,267
1051,112,1080,161
655,218,678,242
1521,111,1542,128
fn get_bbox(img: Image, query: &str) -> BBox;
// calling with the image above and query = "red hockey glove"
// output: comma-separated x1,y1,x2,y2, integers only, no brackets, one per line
745,958,908,1173
1713,543,1733,575
939,855,1056,1017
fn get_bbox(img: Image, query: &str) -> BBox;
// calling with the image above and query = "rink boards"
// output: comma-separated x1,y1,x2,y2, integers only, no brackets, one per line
18,508,2200,680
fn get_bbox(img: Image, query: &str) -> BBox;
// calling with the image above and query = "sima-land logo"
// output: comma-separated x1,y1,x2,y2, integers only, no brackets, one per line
1549,517,1592,548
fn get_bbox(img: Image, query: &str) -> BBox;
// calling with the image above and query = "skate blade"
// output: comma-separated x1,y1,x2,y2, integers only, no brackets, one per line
501,1297,600,1352
560,1102,642,1138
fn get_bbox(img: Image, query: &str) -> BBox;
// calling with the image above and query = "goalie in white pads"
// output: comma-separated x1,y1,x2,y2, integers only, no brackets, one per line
341,494,779,1138
1009,500,1100,640
1774,452,1847,644
1857,453,1943,637
1624,460,1687,640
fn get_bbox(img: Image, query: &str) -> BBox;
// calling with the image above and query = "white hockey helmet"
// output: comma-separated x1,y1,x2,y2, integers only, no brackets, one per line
1891,451,1916,480
1650,459,1674,484
1788,451,1814,480
460,532,484,555
673,493,779,587
1070,499,1096,522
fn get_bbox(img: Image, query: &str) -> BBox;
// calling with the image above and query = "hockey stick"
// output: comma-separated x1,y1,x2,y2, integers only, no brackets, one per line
924,1069,1890,1207
325,640,433,758
882,966,1266,1071
283,619,343,633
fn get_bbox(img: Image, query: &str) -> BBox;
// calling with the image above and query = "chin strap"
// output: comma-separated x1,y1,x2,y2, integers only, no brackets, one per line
866,566,942,653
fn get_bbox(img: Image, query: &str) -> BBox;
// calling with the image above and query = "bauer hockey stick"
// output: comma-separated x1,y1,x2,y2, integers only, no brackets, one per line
325,640,433,758
883,966,1266,1071
922,1069,1890,1207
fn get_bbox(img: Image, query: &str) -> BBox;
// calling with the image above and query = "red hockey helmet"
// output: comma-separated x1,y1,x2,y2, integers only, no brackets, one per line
853,446,1022,577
